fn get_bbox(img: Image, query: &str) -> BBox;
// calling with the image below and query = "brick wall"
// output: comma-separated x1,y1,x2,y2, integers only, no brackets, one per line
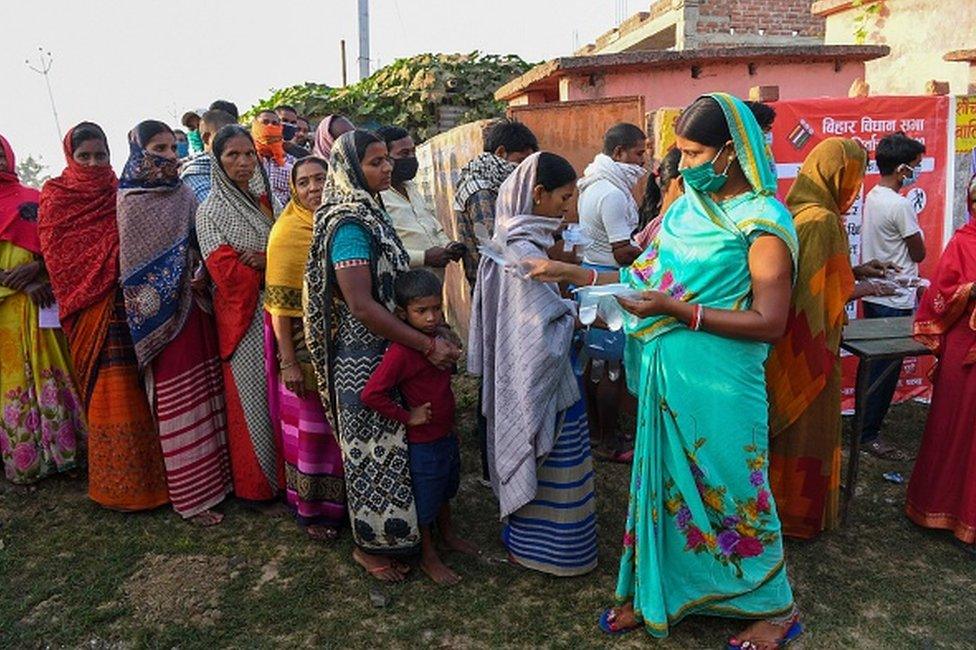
696,0,825,39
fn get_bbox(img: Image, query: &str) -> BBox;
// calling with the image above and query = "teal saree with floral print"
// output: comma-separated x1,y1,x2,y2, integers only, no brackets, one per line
613,93,799,637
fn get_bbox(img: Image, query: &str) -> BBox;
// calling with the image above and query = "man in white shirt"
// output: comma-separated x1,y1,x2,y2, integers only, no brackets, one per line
377,126,464,280
575,123,648,462
859,133,927,459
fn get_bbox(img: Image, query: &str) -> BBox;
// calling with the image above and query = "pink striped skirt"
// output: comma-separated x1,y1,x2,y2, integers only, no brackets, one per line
278,384,346,527
153,303,233,517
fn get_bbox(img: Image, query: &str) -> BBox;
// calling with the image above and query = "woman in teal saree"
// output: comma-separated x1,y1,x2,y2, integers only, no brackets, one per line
527,93,802,647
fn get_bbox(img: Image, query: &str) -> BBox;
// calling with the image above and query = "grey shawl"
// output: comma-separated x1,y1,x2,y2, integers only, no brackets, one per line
467,152,580,518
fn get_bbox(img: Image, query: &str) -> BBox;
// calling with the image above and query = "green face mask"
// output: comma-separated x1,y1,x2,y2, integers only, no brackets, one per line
680,143,733,193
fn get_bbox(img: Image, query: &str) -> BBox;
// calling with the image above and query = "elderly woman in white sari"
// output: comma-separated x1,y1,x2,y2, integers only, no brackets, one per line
468,151,598,577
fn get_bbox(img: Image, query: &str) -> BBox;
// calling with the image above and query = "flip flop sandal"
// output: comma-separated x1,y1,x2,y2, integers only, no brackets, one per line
598,608,640,636
726,619,804,649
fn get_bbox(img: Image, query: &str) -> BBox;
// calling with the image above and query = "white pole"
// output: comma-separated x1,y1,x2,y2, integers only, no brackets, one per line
358,0,370,80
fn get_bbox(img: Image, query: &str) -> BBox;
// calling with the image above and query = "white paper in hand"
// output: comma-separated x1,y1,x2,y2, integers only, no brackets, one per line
38,303,61,329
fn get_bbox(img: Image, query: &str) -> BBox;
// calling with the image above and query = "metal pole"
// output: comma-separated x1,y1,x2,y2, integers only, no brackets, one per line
358,0,370,80
341,39,348,87
26,48,62,140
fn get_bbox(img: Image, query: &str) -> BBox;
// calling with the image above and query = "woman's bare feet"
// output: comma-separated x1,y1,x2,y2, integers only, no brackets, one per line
305,525,339,542
189,510,224,527
352,548,405,583
604,603,640,633
441,533,480,556
728,614,801,649
421,554,461,586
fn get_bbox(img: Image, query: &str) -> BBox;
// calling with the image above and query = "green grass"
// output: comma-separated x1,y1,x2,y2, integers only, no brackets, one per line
1,376,973,649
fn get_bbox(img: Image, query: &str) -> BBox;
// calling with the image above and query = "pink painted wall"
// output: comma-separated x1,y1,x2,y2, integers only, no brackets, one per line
562,60,865,112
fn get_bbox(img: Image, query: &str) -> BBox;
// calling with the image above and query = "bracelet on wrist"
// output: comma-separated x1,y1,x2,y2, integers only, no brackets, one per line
279,359,298,371
424,336,437,357
690,304,704,331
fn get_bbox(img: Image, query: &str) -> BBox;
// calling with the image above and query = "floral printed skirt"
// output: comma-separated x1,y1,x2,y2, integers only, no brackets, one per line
0,242,86,484
614,328,794,638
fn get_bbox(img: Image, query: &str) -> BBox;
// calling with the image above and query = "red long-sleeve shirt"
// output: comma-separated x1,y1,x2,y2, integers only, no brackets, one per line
360,342,455,444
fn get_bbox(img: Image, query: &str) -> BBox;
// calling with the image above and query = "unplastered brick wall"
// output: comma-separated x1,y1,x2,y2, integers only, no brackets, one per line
695,0,824,39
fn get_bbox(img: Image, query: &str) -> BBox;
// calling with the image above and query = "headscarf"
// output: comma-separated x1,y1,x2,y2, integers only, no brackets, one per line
265,157,328,318
0,134,41,254
311,115,340,160
468,152,580,518
767,138,866,435
116,125,198,368
196,150,275,261
453,151,516,211
914,174,976,361
118,133,181,190
252,119,286,166
304,131,411,425
38,124,120,322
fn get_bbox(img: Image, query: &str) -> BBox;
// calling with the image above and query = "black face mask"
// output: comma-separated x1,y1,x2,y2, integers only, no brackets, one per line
391,156,419,184
282,123,297,142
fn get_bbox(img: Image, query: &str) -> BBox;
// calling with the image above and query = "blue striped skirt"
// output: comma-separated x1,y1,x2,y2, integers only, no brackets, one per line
503,395,598,576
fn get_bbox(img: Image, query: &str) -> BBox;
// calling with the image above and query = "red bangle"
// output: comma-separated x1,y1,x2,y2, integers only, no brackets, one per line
690,304,704,331
424,337,437,356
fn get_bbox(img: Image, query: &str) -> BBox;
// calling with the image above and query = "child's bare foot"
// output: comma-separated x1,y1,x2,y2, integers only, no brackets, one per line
421,555,461,586
353,548,404,583
441,534,480,556
189,509,224,527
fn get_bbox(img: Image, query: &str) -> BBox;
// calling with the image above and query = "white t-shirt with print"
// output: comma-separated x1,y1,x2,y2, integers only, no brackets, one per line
861,185,923,310
578,178,637,268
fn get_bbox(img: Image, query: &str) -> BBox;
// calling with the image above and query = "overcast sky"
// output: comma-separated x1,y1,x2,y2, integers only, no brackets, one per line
2,0,622,176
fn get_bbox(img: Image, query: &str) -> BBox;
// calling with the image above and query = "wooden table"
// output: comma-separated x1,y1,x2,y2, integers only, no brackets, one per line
839,316,932,523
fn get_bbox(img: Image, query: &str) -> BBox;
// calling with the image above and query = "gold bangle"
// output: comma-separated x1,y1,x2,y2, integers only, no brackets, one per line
279,360,298,371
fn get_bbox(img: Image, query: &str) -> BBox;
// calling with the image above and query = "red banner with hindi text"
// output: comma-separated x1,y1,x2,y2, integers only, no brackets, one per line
769,96,953,410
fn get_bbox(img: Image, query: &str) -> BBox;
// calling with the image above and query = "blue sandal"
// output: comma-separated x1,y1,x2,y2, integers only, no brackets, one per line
598,607,640,635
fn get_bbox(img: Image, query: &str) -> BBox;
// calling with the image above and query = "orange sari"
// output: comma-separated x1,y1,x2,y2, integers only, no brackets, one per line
64,291,168,510
767,138,866,539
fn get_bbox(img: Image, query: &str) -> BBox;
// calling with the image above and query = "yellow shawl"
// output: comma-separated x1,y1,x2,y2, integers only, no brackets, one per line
265,183,313,318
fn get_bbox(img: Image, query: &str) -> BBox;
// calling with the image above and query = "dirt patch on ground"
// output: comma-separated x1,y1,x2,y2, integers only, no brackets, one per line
122,554,229,628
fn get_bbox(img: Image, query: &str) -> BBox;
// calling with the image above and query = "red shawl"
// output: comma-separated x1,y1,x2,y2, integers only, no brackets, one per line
0,134,41,254
914,220,976,362
38,127,120,321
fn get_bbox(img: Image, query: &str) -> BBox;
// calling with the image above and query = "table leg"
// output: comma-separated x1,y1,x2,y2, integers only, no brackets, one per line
843,355,905,525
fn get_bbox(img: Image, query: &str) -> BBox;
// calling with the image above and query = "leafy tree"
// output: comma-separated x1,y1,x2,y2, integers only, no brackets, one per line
247,52,532,140
16,155,50,189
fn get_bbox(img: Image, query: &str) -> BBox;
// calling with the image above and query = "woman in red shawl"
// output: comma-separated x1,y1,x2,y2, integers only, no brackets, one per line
0,133,86,484
907,175,976,548
38,122,168,511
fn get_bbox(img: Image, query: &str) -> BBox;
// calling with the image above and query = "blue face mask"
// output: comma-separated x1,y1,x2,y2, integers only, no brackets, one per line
176,141,189,158
680,143,733,194
900,164,921,188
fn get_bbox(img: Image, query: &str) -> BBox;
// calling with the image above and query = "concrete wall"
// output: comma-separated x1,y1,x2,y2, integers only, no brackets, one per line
821,0,976,95
509,96,647,222
559,59,864,114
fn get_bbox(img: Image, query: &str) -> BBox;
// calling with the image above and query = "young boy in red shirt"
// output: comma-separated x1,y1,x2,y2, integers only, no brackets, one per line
361,269,477,585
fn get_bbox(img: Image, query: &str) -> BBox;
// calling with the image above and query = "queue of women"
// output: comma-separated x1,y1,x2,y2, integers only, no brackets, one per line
3,90,976,647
